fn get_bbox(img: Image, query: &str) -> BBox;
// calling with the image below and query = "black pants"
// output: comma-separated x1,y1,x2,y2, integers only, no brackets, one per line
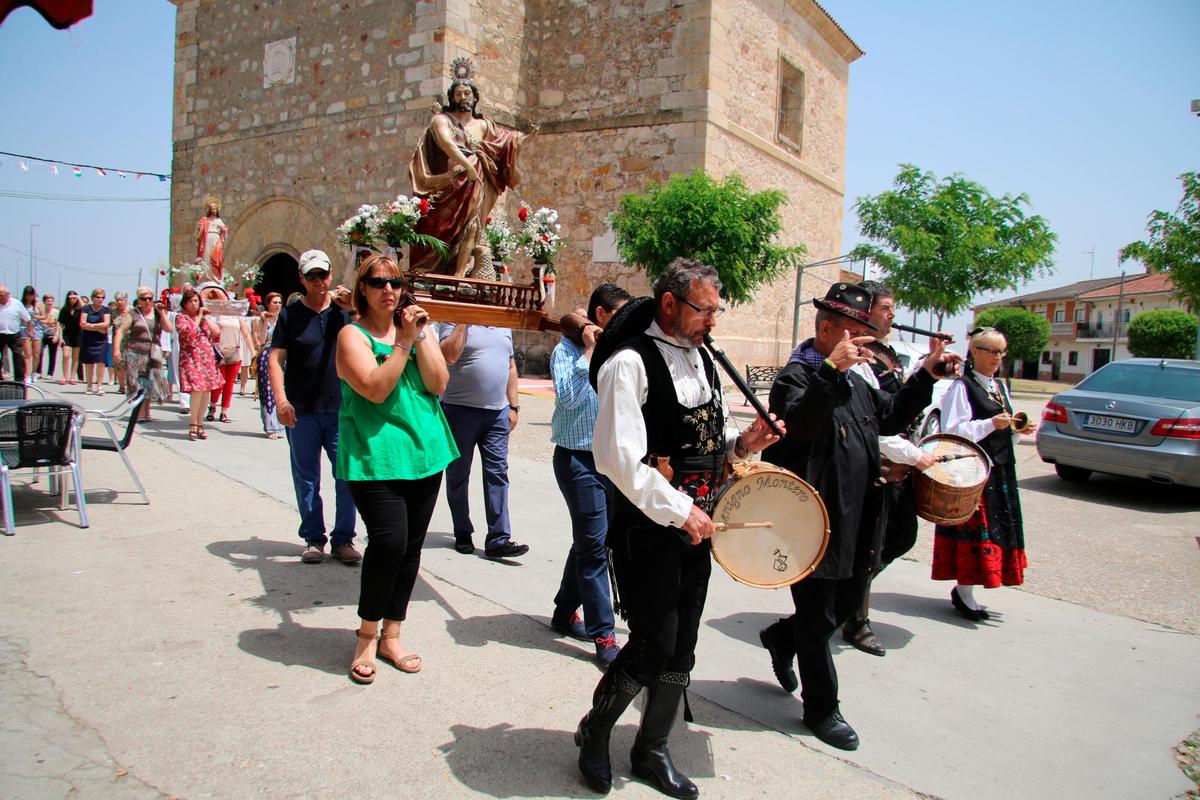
880,481,918,567
787,572,869,721
608,518,712,687
0,333,25,381
349,473,442,622
40,336,58,376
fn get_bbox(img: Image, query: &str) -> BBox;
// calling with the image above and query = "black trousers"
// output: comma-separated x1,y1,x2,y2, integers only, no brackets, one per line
0,333,25,381
786,571,869,722
349,473,442,622
880,481,919,567
40,336,58,376
608,518,712,687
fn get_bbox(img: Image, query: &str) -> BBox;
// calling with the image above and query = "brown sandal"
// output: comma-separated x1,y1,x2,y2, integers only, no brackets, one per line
188,424,199,441
378,631,422,673
349,628,377,685
196,424,208,440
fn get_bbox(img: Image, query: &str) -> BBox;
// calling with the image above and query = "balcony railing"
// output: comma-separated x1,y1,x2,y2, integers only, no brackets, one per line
1076,322,1127,341
1050,321,1079,338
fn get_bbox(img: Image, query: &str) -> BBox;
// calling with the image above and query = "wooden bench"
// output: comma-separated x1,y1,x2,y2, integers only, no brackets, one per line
745,365,782,395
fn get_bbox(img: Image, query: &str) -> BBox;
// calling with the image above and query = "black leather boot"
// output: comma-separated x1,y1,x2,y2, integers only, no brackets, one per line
630,671,699,799
575,669,641,794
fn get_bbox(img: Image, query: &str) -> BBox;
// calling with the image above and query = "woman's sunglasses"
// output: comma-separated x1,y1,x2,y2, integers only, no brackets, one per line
362,276,405,290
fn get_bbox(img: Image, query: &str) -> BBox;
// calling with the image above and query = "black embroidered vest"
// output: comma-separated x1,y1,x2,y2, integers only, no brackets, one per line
961,373,1013,466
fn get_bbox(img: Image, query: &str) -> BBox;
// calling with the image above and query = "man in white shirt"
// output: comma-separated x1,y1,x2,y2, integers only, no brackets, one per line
0,285,31,382
573,258,782,798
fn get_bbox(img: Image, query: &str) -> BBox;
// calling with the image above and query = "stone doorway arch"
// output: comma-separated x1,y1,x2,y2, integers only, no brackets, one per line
223,194,344,284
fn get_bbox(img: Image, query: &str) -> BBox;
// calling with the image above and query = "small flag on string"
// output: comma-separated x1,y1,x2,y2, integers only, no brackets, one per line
117,170,127,178
72,166,82,177
19,161,29,171
95,167,106,176
158,175,168,182
50,164,59,175
135,172,143,180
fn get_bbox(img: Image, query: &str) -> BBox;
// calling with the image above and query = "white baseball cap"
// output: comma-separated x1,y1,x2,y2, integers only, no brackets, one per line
298,250,331,275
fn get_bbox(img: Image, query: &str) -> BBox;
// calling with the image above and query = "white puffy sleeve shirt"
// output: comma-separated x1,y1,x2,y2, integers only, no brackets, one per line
939,372,1021,445
593,321,744,529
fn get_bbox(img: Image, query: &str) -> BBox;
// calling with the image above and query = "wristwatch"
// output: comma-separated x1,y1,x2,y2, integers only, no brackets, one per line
510,405,521,413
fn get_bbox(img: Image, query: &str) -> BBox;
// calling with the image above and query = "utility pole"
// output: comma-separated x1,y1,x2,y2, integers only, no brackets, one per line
1111,267,1126,361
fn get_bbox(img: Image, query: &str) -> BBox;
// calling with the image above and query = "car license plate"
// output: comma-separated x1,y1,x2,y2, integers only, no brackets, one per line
1083,414,1137,434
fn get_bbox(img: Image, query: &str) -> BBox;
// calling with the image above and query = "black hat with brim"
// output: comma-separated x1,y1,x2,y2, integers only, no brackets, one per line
588,296,656,389
812,282,879,332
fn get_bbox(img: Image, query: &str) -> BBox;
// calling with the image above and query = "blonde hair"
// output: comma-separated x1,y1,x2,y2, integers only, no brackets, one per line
969,328,1006,352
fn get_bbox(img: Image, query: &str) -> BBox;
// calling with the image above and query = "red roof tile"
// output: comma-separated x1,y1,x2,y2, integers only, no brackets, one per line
1078,272,1175,299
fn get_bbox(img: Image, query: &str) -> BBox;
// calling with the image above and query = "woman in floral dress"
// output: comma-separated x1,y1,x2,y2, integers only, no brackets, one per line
176,288,223,440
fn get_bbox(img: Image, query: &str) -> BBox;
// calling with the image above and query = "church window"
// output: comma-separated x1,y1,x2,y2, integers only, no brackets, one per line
777,56,805,152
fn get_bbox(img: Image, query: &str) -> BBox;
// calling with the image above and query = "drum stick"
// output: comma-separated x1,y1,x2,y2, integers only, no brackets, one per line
892,321,954,342
934,453,976,463
714,521,775,531
703,334,785,438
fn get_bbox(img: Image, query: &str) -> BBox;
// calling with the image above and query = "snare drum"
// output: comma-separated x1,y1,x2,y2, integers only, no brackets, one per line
710,462,830,589
913,433,991,525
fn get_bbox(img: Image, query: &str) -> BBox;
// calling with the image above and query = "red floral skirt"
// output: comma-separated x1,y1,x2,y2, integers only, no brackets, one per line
932,463,1026,588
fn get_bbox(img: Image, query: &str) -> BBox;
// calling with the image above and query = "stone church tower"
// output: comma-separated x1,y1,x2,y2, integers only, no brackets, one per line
168,0,860,367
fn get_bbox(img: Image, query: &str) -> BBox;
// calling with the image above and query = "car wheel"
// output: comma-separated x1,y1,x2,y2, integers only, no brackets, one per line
1055,464,1092,483
921,410,941,438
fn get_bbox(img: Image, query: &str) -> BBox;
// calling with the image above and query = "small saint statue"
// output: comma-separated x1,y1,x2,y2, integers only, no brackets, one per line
195,195,229,280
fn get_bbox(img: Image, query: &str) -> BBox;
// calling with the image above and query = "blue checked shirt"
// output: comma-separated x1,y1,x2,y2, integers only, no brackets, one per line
550,336,597,450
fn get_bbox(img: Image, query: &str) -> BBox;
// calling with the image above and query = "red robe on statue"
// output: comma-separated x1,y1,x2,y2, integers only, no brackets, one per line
408,113,519,274
196,215,227,279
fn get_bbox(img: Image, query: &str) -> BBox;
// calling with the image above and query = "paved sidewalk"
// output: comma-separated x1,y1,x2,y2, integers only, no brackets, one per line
0,383,1196,798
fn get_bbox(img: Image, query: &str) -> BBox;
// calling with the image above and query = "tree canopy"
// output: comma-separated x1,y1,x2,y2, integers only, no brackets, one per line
974,306,1051,371
608,170,805,306
849,164,1057,326
1126,309,1197,359
1119,172,1200,314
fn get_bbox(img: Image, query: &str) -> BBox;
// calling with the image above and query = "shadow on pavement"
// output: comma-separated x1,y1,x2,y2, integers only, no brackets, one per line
687,677,795,733
436,721,715,797
1018,473,1200,513
871,590,982,629
444,611,597,663
705,611,785,647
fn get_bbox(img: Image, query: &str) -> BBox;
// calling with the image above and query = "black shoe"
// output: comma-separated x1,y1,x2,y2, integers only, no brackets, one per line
485,540,529,558
842,616,886,657
976,606,991,620
950,587,983,622
805,710,860,751
551,610,589,641
759,621,798,693
454,534,475,555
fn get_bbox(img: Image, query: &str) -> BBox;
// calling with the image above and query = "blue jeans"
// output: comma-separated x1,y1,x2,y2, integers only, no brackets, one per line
286,412,356,546
442,403,511,549
552,447,615,640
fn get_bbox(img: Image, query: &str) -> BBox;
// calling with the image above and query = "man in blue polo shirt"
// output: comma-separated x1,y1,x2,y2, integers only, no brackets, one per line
268,250,360,565
548,283,631,665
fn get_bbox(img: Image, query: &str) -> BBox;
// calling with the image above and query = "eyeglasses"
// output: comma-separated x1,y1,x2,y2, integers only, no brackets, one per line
137,295,153,301
680,297,726,318
976,347,1007,356
361,276,405,290
302,269,331,281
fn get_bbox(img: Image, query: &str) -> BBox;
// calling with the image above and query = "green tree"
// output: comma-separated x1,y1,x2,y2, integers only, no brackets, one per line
1126,309,1198,359
849,164,1057,327
1119,172,1200,356
609,170,805,306
974,306,1051,375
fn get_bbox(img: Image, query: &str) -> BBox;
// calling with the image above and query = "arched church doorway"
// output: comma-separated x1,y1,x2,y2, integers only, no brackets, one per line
256,252,301,303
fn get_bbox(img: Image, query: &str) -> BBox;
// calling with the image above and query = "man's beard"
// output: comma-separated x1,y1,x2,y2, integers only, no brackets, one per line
456,99,474,113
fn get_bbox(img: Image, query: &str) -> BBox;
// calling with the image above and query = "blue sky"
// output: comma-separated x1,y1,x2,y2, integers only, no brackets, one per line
0,1,1196,334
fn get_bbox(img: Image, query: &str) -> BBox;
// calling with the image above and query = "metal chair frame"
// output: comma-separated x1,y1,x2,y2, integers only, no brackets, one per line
79,388,149,504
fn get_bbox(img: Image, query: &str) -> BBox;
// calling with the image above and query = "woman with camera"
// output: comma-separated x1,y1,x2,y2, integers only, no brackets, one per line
113,287,174,421
337,254,458,685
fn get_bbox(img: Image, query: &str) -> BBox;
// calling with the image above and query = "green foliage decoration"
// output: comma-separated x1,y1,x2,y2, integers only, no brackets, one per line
608,170,806,306
1126,309,1198,359
849,164,1057,326
974,306,1051,369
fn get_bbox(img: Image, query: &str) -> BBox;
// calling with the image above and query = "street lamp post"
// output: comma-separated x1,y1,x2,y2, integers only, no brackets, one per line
791,253,861,350
28,224,39,286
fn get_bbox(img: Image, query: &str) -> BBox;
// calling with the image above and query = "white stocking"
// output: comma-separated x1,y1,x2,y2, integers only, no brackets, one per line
956,583,980,610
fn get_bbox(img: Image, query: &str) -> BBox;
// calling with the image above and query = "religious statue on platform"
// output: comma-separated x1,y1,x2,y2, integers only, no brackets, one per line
195,196,229,279
409,57,538,277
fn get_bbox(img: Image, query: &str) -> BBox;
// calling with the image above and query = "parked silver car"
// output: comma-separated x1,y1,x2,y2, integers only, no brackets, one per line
1036,358,1200,488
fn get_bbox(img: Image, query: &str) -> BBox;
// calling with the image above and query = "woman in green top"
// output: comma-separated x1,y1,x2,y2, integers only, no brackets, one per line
337,253,458,685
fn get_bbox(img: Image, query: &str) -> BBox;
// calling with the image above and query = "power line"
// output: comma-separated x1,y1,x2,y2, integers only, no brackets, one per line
0,189,169,203
0,243,141,279
0,150,170,181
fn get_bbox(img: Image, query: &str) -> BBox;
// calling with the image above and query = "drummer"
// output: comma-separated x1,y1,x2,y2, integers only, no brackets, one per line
931,326,1033,620
573,258,782,797
842,281,939,656
757,282,956,751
